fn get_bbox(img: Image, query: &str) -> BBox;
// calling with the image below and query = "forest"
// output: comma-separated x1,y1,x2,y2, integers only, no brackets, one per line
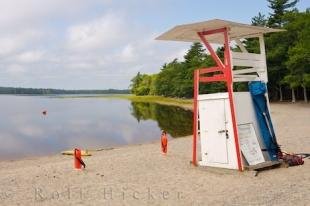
130,0,310,102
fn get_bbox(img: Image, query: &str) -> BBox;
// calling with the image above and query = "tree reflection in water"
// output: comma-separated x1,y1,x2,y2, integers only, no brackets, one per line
130,102,192,137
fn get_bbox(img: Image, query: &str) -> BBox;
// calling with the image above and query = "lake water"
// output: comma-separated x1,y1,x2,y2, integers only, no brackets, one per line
0,95,192,160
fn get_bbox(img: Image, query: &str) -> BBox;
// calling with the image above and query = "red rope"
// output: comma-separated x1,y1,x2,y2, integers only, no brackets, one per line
278,152,304,166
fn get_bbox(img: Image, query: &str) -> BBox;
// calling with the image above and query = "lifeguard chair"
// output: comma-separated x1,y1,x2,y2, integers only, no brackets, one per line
156,19,283,171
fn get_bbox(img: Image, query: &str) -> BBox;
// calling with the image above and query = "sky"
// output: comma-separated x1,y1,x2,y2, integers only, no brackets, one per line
0,0,308,90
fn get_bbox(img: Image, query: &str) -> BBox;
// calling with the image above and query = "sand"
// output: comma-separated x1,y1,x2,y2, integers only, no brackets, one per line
0,103,309,206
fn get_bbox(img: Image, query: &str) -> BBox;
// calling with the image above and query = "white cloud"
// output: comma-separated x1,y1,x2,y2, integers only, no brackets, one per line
66,13,126,51
0,37,21,56
66,62,95,70
0,0,110,29
6,64,26,76
119,44,137,62
164,48,187,63
0,1,191,89
17,50,44,63
0,30,42,56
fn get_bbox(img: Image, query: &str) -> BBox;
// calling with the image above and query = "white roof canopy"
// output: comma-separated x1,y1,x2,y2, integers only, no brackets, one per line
156,19,284,44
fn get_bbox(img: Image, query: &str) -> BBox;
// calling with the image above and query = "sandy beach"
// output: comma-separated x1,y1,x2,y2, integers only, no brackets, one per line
0,103,309,206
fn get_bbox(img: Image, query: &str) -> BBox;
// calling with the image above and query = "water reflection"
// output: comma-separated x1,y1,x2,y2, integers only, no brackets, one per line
130,102,192,137
0,95,192,161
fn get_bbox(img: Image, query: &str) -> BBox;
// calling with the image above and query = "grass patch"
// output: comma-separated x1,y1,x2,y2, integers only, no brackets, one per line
55,94,193,109
104,95,193,109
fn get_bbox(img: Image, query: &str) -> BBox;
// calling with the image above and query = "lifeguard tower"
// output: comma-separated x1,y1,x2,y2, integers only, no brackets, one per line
156,19,283,171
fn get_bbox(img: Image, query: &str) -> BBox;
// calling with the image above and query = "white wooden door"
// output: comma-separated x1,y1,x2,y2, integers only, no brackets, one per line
199,98,228,164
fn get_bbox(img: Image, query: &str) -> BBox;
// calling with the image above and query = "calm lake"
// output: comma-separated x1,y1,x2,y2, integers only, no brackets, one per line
0,95,192,160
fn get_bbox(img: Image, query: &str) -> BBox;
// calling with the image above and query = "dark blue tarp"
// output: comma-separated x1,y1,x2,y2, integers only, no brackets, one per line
249,81,279,160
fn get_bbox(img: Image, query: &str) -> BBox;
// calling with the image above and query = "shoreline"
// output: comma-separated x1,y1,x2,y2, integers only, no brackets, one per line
58,94,193,110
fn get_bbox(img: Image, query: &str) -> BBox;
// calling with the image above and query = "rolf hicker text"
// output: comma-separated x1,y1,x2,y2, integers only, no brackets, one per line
34,186,184,202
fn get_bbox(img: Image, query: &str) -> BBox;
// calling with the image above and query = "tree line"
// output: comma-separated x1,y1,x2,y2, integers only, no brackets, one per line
130,0,310,102
0,87,129,95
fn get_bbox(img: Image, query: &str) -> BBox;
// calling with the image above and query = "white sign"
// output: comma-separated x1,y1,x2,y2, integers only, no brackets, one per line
238,123,265,165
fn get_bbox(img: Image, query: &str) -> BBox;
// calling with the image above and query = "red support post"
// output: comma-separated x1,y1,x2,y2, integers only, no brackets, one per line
223,28,243,171
192,69,199,166
199,75,225,83
199,67,222,75
198,32,225,69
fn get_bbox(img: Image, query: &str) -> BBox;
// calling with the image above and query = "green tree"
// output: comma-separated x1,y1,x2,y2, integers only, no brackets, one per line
184,42,206,67
281,74,300,102
243,13,267,54
130,72,143,94
252,12,268,26
148,74,158,95
130,73,155,96
285,10,310,102
265,1,305,101
302,74,310,102
267,0,299,27
155,59,183,97
135,74,152,95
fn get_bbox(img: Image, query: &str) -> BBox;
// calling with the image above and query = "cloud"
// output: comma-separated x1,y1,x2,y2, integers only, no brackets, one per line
0,30,42,56
6,64,26,76
16,50,45,63
0,0,110,29
0,1,191,89
119,44,137,63
0,37,22,56
66,13,126,51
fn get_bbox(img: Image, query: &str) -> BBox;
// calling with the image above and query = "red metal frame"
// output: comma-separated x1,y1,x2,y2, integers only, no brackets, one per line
192,27,243,171
192,70,199,166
